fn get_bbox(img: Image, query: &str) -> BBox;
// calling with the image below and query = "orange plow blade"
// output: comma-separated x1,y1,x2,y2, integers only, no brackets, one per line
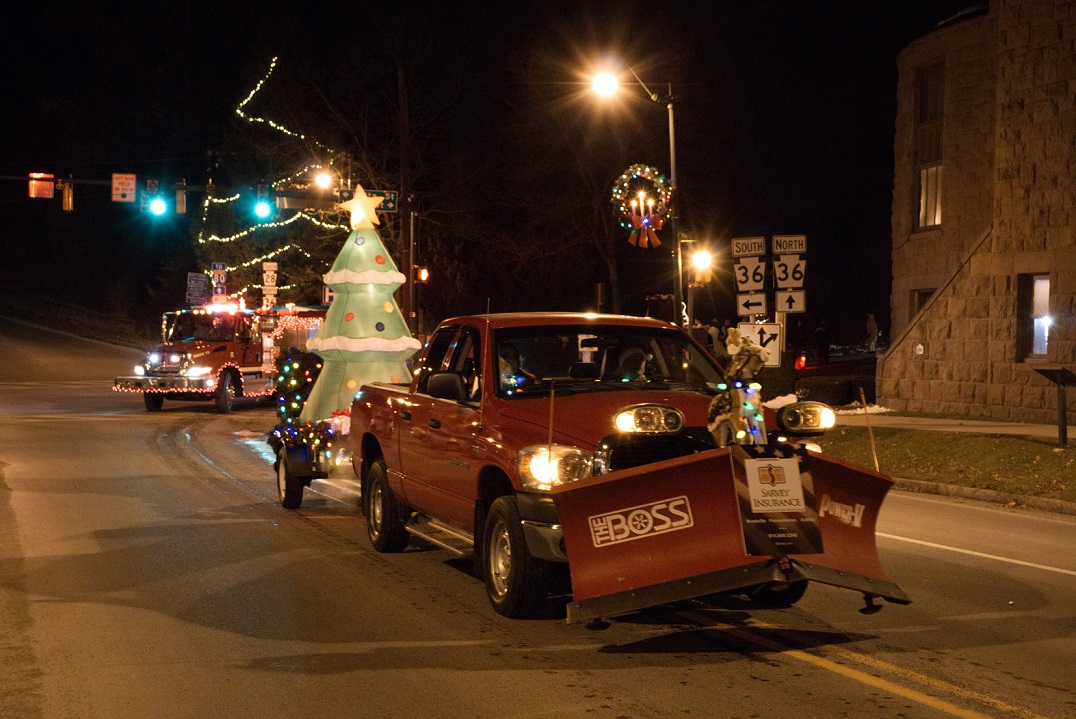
551,445,910,624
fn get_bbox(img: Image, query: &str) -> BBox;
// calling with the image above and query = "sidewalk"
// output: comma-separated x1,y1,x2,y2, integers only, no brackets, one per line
832,408,1074,515
836,411,1063,441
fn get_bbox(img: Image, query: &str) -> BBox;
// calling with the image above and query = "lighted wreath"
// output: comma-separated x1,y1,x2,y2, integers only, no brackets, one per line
610,164,673,248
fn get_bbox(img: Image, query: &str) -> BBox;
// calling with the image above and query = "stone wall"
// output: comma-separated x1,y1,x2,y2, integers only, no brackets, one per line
880,0,1076,424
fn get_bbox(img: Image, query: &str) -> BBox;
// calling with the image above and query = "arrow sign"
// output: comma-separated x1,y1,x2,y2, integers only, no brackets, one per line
776,290,806,313
738,322,782,367
754,326,778,347
736,292,767,316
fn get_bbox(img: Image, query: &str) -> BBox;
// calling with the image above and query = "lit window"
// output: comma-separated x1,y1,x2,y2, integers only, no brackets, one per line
1017,274,1050,359
914,62,944,229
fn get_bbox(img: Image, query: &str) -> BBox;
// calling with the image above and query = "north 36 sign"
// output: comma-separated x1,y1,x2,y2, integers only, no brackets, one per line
773,254,805,289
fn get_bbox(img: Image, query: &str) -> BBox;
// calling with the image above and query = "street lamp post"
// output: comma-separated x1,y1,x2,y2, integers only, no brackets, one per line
593,68,685,327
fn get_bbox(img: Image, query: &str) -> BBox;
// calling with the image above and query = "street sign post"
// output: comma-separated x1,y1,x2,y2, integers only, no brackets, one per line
776,290,806,313
368,190,398,212
773,254,806,289
734,256,765,292
736,292,767,317
772,234,807,254
738,322,782,367
111,173,137,203
731,236,766,257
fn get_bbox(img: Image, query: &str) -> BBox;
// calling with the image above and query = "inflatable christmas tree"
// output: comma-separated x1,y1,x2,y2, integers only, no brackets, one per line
298,186,422,424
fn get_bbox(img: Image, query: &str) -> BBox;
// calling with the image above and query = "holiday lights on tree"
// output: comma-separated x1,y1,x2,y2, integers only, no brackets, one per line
192,56,389,307
298,186,422,424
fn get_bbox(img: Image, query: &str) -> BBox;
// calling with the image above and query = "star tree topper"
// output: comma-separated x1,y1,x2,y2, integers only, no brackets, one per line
339,185,384,230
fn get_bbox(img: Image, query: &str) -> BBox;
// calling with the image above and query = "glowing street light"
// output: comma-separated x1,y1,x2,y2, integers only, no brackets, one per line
591,62,685,326
687,249,714,329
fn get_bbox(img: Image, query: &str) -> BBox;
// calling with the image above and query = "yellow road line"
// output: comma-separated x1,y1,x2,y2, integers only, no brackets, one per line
697,616,1050,719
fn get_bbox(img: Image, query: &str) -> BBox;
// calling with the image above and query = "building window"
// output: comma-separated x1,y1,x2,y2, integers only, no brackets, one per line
1017,274,1051,360
914,62,944,228
910,288,937,320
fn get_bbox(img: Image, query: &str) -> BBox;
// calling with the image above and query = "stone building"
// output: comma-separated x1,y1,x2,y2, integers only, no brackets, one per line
878,0,1075,423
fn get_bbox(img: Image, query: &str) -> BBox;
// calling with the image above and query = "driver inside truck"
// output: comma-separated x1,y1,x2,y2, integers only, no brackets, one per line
498,342,539,392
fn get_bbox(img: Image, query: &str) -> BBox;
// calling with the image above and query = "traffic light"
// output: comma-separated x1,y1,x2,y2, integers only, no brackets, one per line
175,180,187,215
253,183,273,221
413,265,430,283
142,179,167,215
61,179,74,212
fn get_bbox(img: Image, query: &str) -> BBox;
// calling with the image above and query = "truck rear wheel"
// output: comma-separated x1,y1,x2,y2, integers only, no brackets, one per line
482,495,551,618
276,446,304,509
214,372,235,413
143,392,164,411
365,459,410,552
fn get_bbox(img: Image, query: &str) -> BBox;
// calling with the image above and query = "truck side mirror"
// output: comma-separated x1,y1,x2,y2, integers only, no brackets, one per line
427,372,469,403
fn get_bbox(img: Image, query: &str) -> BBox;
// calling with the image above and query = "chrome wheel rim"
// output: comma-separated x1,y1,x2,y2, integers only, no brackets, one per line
488,519,512,599
369,483,383,538
276,451,287,502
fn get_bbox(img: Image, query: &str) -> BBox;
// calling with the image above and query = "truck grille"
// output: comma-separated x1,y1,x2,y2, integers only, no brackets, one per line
594,428,715,473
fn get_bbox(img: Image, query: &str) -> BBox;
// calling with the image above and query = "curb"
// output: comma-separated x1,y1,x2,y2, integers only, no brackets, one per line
893,478,1076,516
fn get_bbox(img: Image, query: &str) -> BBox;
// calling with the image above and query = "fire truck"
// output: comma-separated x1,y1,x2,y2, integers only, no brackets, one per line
114,303,324,413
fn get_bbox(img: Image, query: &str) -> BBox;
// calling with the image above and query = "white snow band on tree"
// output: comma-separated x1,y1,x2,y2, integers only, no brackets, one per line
306,336,421,353
323,269,407,286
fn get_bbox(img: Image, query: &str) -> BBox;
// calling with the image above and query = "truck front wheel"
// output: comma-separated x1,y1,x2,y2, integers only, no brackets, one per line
143,392,164,411
276,446,304,509
482,495,551,618
365,459,410,552
214,372,235,413
746,580,808,608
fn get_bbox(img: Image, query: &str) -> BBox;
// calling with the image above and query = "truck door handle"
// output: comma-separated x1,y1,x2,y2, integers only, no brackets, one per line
428,418,441,429
400,411,412,421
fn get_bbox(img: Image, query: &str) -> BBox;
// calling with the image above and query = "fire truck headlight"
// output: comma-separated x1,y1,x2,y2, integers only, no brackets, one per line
134,365,146,376
185,366,212,378
168,353,183,364
148,353,161,365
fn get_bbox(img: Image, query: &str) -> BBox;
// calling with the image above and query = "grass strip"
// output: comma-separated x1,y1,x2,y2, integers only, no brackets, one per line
817,426,1076,504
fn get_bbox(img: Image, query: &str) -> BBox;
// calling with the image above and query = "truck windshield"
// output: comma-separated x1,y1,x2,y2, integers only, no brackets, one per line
165,312,236,343
494,325,724,397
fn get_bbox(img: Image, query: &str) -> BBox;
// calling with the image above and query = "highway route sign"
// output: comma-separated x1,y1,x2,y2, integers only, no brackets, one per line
773,254,806,289
734,256,765,292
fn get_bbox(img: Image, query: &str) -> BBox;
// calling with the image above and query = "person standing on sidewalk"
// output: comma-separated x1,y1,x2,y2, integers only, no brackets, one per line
866,313,879,352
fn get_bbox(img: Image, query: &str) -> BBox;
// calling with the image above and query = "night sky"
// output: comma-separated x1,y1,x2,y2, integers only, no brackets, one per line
0,1,979,343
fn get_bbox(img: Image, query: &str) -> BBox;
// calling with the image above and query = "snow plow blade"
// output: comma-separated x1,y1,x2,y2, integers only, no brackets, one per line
551,445,910,624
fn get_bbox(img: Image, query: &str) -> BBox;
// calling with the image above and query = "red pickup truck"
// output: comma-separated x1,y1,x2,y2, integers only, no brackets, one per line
282,312,908,623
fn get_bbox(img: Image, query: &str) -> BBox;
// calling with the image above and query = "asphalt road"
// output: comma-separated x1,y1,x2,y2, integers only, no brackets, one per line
1,316,1074,719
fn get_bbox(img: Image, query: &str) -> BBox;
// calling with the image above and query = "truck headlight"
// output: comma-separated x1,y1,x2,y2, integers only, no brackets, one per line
613,404,684,434
776,401,836,437
134,365,146,376
518,445,594,491
184,366,212,378
148,353,161,366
